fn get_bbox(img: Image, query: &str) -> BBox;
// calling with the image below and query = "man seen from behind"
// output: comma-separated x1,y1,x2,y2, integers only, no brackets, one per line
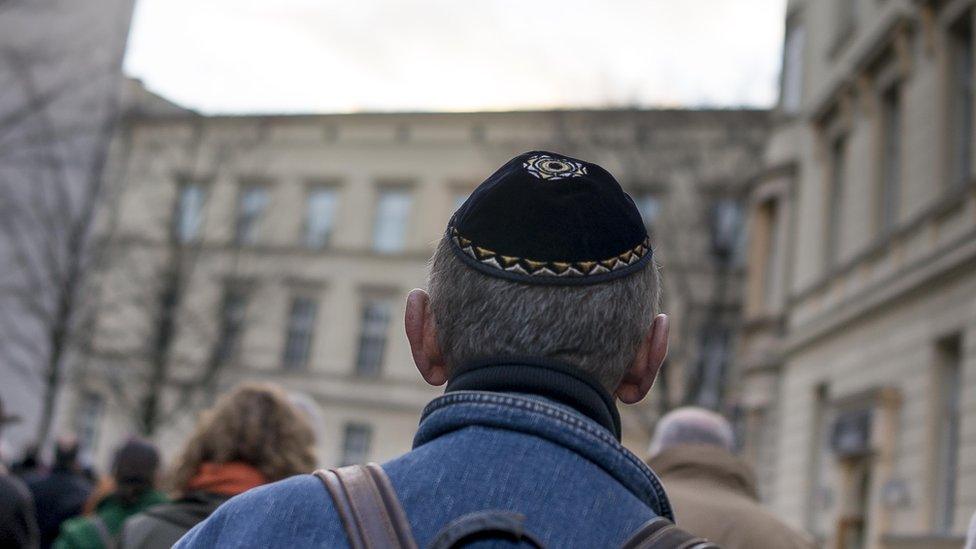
177,151,681,548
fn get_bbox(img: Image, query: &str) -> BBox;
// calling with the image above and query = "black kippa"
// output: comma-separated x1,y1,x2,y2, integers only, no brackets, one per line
448,151,652,285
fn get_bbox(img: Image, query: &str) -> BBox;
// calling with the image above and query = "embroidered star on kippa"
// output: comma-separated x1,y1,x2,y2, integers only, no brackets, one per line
522,153,588,180
448,150,652,285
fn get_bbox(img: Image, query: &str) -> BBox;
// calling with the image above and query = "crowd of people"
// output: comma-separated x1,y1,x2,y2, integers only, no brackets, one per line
2,151,976,548
3,392,820,548
0,384,317,548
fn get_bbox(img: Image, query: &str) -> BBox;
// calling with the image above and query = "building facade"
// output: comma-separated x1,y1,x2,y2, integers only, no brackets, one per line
65,81,768,471
739,0,976,547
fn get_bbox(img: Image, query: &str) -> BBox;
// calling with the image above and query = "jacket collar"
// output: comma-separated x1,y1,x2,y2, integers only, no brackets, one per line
647,444,759,501
415,386,674,520
444,358,622,440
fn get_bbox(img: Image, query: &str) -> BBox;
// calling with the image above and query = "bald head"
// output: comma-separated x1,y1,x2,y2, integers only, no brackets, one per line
648,407,735,457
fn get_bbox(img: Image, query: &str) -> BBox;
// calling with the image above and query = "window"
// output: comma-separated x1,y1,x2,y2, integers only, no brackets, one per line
746,198,774,314
173,183,205,243
471,124,486,142
780,19,806,114
304,186,338,249
949,15,974,189
753,198,782,310
355,297,392,377
235,184,269,246
75,392,104,459
153,286,178,359
395,124,410,142
710,198,742,259
282,296,317,370
826,135,847,269
215,287,247,363
340,423,372,466
879,85,902,233
373,188,412,253
691,325,731,409
633,191,662,229
933,334,962,533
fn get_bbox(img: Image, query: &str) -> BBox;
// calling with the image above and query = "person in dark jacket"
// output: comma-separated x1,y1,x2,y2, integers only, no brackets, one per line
0,471,38,549
119,384,317,549
53,437,166,548
647,407,814,549
26,437,92,548
0,397,39,548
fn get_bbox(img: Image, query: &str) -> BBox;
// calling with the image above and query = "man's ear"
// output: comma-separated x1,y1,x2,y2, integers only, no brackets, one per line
615,314,669,404
404,289,448,386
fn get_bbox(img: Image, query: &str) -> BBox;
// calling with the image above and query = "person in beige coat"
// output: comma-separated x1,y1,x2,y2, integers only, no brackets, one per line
647,407,814,549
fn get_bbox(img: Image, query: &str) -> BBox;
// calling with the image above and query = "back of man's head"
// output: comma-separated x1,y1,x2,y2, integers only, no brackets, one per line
112,437,160,505
428,239,660,390
424,151,662,392
112,437,160,484
648,407,735,458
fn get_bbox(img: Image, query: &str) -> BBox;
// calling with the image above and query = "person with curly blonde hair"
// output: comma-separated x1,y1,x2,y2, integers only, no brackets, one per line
119,383,317,549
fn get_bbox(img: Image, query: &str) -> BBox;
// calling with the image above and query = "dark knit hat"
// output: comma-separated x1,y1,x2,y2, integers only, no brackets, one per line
112,437,160,485
448,151,652,285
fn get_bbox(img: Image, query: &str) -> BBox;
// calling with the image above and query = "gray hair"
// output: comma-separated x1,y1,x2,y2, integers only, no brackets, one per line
648,407,735,457
427,237,661,390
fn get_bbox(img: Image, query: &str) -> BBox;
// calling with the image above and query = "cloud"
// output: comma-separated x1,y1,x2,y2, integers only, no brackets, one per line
123,0,786,113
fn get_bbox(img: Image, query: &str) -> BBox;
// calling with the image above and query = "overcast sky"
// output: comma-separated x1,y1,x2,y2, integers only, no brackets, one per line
123,0,787,114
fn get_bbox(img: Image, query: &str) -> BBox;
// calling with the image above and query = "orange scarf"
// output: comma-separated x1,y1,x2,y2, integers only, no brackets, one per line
186,462,267,496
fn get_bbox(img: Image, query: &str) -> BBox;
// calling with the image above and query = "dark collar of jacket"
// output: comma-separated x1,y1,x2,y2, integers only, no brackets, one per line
418,358,673,521
443,357,622,439
647,444,760,501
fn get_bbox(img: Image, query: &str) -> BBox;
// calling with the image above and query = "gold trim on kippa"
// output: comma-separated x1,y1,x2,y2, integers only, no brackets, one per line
449,226,651,279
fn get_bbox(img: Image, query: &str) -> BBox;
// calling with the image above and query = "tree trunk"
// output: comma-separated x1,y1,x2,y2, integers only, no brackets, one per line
139,265,179,436
35,320,65,444
35,274,75,444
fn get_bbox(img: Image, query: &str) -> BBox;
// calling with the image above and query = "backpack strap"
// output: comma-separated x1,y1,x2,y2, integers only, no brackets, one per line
90,514,118,549
313,463,417,549
620,517,720,549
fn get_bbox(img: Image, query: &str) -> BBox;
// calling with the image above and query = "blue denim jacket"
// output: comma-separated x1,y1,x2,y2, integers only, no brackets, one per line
176,380,672,547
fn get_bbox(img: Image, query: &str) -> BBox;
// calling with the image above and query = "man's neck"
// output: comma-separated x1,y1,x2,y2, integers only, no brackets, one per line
444,357,622,440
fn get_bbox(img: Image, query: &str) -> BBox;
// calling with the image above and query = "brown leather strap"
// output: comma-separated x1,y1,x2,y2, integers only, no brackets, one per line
621,517,721,549
316,465,714,549
313,464,417,549
314,469,365,549
361,463,417,548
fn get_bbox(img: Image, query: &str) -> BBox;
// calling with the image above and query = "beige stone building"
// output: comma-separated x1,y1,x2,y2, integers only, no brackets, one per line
739,0,976,547
63,80,767,475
